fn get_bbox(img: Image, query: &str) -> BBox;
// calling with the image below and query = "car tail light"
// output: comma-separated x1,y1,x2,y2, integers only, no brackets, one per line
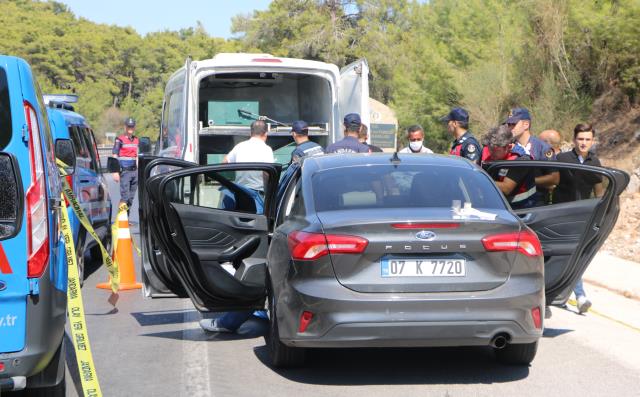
287,231,368,260
24,101,49,278
531,307,542,329
392,223,460,229
298,311,313,333
481,230,542,257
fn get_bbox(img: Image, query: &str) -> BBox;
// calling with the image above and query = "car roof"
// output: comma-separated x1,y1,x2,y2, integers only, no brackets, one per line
301,153,478,173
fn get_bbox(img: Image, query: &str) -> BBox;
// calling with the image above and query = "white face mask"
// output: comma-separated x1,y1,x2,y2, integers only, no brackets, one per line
409,140,423,152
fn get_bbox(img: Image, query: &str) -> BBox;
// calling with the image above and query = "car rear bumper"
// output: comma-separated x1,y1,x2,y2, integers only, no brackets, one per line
276,274,544,348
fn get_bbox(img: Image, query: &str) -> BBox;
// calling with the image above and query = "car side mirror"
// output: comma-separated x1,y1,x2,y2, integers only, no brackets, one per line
55,138,76,176
139,136,152,155
107,157,121,173
0,152,24,241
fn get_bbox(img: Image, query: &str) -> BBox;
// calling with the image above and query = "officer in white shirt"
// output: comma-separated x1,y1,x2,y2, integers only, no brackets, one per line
224,120,275,193
399,124,434,154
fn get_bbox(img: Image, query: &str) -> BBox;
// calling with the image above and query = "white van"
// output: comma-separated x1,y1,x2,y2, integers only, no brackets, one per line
139,53,370,296
155,53,370,165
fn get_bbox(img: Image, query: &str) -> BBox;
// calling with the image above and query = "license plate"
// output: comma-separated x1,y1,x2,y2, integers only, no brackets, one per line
381,259,466,277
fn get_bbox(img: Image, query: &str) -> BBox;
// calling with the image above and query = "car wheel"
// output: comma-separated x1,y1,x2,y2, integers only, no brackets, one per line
495,341,538,365
265,289,306,368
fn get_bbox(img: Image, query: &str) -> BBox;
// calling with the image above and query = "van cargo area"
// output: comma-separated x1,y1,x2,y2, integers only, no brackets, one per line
197,72,331,165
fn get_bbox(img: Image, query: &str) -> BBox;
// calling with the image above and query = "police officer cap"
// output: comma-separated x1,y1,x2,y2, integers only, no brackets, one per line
440,107,469,123
291,120,309,134
125,117,136,127
343,113,361,127
505,108,531,124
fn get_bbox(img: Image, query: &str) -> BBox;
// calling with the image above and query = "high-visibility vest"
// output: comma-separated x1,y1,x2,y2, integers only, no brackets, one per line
116,134,139,160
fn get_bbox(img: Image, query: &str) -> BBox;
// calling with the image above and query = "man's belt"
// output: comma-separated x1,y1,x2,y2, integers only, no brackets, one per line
120,165,137,171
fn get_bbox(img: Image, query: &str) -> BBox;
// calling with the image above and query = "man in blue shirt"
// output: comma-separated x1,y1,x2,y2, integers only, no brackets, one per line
290,120,324,163
325,113,371,154
506,108,560,201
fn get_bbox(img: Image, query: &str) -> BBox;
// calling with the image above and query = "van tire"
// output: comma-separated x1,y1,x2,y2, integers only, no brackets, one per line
265,288,305,368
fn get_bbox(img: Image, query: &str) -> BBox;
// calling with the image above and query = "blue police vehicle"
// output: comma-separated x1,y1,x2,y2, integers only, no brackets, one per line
47,97,112,286
0,55,74,395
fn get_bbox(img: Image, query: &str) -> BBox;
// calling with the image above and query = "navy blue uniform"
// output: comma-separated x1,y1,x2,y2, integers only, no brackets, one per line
325,136,370,154
450,131,481,165
291,140,324,163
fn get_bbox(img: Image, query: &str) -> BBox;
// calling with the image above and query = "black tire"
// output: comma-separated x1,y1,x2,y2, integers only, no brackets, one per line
495,341,538,366
76,230,87,288
265,290,306,368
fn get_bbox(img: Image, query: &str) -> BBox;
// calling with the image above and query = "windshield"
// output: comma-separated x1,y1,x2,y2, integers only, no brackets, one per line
0,68,11,150
312,164,506,212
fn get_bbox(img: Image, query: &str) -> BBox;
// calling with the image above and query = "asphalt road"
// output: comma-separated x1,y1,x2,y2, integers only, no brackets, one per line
26,172,640,396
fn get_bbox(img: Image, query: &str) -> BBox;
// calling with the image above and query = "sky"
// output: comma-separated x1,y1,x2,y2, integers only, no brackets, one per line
57,0,273,38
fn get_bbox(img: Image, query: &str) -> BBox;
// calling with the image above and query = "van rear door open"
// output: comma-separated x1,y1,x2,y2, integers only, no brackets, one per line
339,59,370,137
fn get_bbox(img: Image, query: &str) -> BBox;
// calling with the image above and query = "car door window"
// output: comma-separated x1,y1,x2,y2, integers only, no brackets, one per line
167,168,270,215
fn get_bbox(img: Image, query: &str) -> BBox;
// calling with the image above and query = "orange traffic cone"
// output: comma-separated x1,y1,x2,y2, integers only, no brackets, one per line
97,207,142,291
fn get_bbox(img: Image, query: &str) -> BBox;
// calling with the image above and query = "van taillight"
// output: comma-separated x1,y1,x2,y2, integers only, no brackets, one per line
24,101,49,278
288,231,368,260
481,230,542,257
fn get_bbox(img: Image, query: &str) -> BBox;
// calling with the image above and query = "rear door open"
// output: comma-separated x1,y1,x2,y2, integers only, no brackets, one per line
486,161,628,303
141,161,280,312
339,59,370,133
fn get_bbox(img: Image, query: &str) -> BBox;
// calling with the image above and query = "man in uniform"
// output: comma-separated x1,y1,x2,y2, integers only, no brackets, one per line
399,125,434,154
506,107,559,202
442,107,481,164
290,120,324,163
325,113,371,154
483,125,537,209
112,117,139,209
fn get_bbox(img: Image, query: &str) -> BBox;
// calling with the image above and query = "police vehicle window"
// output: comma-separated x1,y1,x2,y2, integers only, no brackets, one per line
159,74,186,156
80,127,99,171
166,169,267,215
33,78,55,164
312,165,506,212
0,68,11,150
69,126,91,169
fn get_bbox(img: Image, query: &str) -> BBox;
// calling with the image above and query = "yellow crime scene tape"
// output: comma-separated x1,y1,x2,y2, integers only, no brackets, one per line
60,191,103,397
57,159,120,297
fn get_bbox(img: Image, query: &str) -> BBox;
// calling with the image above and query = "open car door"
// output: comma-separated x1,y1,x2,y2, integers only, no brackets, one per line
486,161,629,304
138,156,197,297
144,162,281,312
339,59,370,133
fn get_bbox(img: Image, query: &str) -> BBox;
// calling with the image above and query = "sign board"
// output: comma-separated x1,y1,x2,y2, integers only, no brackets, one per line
370,123,397,150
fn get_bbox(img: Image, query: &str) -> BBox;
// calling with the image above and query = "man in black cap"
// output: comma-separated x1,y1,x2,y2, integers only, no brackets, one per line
442,107,481,165
112,117,139,209
290,120,324,163
325,113,371,154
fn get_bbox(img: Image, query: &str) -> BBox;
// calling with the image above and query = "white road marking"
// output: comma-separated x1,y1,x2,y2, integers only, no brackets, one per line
180,300,212,397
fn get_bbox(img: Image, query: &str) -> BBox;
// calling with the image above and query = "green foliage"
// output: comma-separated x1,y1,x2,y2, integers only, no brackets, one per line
2,0,639,149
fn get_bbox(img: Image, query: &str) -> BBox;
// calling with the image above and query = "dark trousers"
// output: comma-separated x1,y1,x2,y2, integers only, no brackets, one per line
119,169,138,208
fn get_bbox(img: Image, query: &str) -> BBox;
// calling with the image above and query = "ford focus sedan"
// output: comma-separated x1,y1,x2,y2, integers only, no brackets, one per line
137,153,627,368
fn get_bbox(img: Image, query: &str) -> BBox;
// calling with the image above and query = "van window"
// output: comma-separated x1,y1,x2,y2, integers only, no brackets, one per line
80,127,99,171
0,68,12,150
159,70,186,156
69,126,91,170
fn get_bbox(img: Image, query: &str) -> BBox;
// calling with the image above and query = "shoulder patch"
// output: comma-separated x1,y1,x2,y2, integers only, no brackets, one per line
545,149,553,158
467,144,476,153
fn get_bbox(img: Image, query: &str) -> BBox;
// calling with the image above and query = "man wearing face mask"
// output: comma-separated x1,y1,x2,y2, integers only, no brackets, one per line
399,125,434,154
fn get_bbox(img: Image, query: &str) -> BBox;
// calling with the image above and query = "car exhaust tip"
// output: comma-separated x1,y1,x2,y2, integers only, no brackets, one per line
490,333,509,349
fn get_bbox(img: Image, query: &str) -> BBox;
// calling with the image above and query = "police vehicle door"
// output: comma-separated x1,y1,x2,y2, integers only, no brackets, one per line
486,161,629,304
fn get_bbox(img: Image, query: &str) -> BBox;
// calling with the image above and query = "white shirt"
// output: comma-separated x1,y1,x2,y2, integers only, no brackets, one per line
399,146,434,154
226,137,275,191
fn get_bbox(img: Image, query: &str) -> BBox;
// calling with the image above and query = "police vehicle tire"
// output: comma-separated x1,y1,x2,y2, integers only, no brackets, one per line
265,283,306,368
495,340,538,366
76,231,86,288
